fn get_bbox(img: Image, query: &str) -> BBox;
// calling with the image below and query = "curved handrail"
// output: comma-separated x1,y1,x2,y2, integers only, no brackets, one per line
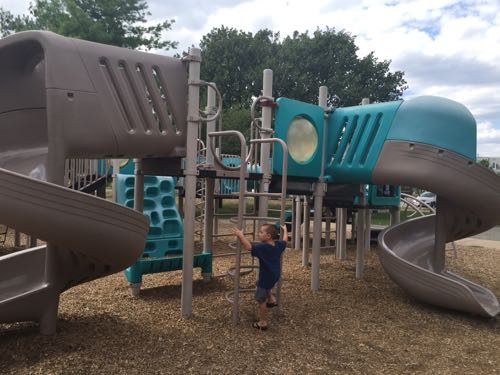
208,130,247,172
193,81,223,123
250,96,275,136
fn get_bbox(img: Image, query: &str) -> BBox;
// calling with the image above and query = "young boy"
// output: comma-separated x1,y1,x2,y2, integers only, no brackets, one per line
233,223,288,331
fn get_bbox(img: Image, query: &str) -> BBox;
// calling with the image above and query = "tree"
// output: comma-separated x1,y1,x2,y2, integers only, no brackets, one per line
0,0,176,50
200,27,407,108
200,26,279,108
479,158,490,169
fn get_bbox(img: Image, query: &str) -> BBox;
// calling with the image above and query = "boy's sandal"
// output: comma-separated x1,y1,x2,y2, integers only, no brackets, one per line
252,322,268,331
266,302,278,308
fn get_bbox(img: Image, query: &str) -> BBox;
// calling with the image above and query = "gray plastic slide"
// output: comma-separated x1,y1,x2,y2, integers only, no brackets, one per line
0,30,190,333
0,160,149,332
374,140,500,317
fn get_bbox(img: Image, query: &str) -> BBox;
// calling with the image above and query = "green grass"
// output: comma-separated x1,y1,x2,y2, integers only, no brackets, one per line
371,208,433,225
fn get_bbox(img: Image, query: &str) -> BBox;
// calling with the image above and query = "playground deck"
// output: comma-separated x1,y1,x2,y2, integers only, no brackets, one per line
0,229,498,374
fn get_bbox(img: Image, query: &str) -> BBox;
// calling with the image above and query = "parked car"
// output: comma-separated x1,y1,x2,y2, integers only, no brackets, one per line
413,191,436,208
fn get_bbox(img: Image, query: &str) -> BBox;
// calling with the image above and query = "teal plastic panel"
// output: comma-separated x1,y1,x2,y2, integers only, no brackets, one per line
353,184,400,207
116,173,213,284
325,101,403,183
368,184,400,207
272,97,324,178
386,96,476,159
115,174,184,258
124,253,212,283
218,157,261,194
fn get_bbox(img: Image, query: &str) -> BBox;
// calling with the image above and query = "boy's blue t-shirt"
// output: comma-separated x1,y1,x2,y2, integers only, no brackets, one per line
251,240,287,289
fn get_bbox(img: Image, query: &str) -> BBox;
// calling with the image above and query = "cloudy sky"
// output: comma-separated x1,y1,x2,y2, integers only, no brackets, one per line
2,0,500,156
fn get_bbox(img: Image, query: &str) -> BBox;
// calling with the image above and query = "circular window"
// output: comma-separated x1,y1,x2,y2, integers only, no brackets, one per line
286,116,318,164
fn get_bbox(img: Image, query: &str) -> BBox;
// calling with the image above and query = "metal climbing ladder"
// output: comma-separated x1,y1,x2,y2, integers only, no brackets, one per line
208,129,289,324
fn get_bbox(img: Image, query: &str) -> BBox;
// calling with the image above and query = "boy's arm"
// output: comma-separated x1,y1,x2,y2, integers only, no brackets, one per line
280,225,288,242
232,228,252,251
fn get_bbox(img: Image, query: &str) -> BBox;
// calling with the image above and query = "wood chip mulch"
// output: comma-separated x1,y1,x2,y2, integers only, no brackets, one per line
0,230,499,374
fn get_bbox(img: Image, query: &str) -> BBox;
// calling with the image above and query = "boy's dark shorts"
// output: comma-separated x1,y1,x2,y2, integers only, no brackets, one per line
255,287,271,303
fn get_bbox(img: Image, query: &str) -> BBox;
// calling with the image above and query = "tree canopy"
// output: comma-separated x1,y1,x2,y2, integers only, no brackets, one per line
0,0,176,50
200,27,408,154
200,27,407,108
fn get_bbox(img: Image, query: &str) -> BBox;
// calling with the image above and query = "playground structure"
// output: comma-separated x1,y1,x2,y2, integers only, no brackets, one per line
0,31,499,334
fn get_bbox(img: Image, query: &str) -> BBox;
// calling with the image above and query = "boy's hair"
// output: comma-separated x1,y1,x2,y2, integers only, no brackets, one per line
261,223,280,240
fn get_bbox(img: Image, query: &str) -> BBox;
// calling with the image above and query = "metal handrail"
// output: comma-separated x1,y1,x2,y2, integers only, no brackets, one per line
192,80,222,123
208,131,248,171
400,192,435,215
250,96,275,136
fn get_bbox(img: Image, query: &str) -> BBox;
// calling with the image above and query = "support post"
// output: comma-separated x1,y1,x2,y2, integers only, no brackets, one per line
133,159,144,212
390,206,400,225
112,159,120,202
356,186,366,279
203,84,216,281
257,69,273,226
335,208,347,259
433,197,447,272
128,158,145,296
294,195,302,250
365,208,371,252
311,86,328,291
355,98,371,278
302,197,310,267
325,209,331,247
181,47,201,318
42,145,67,334
311,183,325,290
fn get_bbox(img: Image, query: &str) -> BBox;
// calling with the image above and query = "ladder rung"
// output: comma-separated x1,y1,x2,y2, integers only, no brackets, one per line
225,288,257,303
234,192,283,198
230,216,280,223
227,265,258,277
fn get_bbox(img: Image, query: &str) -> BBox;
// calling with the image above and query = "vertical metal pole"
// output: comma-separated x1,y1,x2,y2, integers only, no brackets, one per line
433,197,447,272
213,198,219,236
206,84,216,167
133,159,144,212
290,196,295,249
203,84,216,280
336,208,347,259
257,69,273,226
302,197,310,267
181,47,201,318
112,159,120,202
325,209,331,247
390,206,401,225
129,158,145,294
365,208,371,252
356,187,366,279
311,183,325,290
311,86,328,291
294,195,302,250
232,137,248,324
355,98,370,279
14,231,21,247
42,141,67,334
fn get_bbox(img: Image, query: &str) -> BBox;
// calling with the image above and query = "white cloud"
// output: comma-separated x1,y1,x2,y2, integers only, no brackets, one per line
478,120,500,141
477,121,500,156
0,0,30,15
3,0,500,155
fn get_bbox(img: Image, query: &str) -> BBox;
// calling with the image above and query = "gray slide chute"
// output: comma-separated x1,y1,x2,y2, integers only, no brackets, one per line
0,165,149,329
0,30,190,333
374,140,500,317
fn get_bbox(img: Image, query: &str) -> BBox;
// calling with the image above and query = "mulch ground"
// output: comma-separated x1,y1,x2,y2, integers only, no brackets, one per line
0,228,499,374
